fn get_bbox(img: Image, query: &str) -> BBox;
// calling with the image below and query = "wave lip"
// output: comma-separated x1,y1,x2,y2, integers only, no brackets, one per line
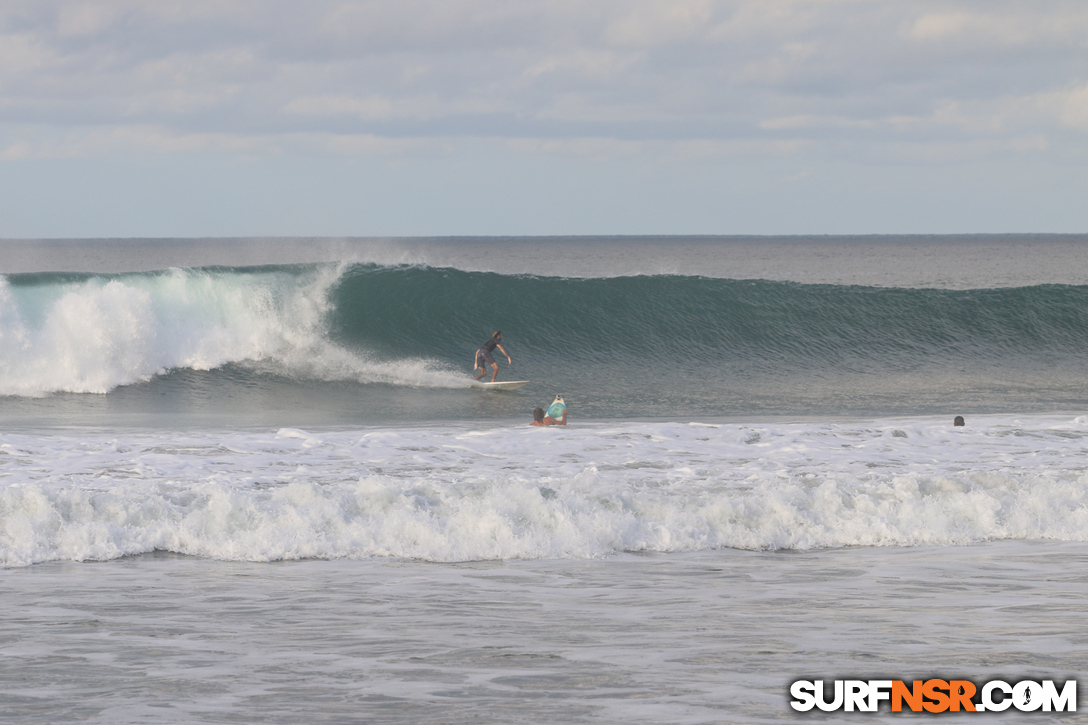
0,267,322,395
0,265,470,397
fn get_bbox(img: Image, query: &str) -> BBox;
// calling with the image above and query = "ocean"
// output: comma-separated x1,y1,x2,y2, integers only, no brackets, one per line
1,235,1085,723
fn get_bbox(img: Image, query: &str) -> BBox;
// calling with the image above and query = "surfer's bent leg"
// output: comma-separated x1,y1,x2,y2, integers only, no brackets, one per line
474,351,486,380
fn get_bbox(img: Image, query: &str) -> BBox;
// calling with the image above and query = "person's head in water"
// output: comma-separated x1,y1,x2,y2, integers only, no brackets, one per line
954,416,965,427
533,407,545,423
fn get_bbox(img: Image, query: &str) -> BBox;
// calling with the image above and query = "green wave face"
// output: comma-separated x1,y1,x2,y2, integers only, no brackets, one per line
329,264,1088,368
322,264,1088,416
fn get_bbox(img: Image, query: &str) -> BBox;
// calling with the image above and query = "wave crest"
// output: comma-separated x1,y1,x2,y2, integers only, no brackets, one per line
0,265,465,396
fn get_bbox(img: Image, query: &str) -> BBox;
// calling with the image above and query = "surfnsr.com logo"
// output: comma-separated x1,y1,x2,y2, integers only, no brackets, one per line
789,679,1077,713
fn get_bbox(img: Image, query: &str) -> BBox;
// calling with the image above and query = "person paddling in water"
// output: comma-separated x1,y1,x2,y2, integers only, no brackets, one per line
474,330,511,382
530,399,568,426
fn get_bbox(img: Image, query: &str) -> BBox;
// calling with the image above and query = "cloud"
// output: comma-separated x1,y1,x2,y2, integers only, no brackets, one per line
0,124,433,160
55,2,121,37
1054,83,1088,131
0,0,1085,163
282,94,397,121
602,0,716,47
905,7,1084,47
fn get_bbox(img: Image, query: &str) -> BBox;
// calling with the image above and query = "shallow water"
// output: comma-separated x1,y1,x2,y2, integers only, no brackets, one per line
1,542,1084,723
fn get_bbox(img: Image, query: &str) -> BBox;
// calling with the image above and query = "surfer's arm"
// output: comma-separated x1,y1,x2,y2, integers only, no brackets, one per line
496,343,511,362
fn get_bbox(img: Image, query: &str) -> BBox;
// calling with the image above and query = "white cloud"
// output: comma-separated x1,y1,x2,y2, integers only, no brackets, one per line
602,0,716,47
56,2,120,37
281,94,396,121
1054,84,1088,131
905,7,1087,47
909,11,988,41
505,136,645,159
0,1,1085,162
520,50,642,83
760,115,874,131
0,32,58,76
0,124,435,160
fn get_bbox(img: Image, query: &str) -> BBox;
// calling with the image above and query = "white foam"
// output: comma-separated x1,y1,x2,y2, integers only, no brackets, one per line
2,415,1087,567
0,266,465,396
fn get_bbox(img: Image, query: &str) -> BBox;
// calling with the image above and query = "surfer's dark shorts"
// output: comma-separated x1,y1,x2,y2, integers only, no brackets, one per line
478,348,495,366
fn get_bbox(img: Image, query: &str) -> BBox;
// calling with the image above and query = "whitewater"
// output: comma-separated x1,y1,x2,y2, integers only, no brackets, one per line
0,265,470,399
4,417,1088,568
1,236,1085,724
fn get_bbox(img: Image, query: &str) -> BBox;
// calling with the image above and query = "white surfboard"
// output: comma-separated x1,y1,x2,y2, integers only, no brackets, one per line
475,380,530,390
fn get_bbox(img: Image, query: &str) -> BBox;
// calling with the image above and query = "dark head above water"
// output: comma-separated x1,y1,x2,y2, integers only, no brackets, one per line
954,416,965,426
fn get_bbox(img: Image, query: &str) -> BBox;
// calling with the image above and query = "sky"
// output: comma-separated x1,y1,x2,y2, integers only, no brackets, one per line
0,0,1086,237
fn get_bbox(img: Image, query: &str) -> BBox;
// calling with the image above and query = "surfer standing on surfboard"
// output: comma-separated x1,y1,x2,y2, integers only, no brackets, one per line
473,330,512,382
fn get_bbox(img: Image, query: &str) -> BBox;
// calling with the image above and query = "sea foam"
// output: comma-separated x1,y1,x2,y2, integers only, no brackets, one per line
3,416,1087,567
0,265,464,396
